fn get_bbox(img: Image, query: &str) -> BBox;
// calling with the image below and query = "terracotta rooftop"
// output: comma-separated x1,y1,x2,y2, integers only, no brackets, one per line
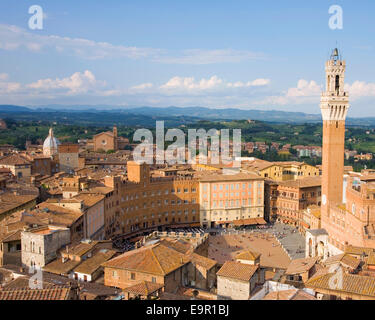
3,276,56,290
0,210,44,235
306,273,375,298
0,286,71,300
216,261,259,282
73,249,116,275
285,257,318,275
0,193,38,216
61,241,97,257
345,245,375,257
1,264,119,298
30,202,84,227
123,281,164,296
241,159,274,171
324,253,361,270
43,258,81,275
190,253,217,270
236,250,261,261
279,176,321,189
0,154,31,166
60,240,112,257
73,194,105,208
102,243,189,276
85,186,114,195
365,252,375,266
157,238,193,255
0,229,21,243
263,289,316,300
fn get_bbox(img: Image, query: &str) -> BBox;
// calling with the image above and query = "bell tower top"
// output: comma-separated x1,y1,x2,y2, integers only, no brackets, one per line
324,48,347,95
320,48,349,121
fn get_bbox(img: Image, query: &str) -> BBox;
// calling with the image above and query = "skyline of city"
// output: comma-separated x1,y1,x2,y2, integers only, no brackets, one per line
1,1,375,116
2,0,375,307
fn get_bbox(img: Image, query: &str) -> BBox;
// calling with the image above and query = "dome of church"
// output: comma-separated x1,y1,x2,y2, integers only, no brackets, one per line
43,128,60,157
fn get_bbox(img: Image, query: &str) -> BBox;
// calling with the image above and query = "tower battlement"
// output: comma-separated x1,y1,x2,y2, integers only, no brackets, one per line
320,48,349,122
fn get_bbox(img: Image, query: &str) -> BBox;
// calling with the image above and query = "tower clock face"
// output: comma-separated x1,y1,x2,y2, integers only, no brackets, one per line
322,194,327,205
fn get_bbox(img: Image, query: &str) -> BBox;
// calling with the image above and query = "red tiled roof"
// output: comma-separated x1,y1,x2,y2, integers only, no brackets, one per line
236,250,261,261
123,281,163,296
0,154,31,166
285,257,318,275
217,261,259,282
102,243,189,276
306,273,375,297
0,286,71,300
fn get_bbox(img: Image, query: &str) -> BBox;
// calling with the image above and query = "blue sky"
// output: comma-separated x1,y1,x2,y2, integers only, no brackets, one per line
0,0,375,116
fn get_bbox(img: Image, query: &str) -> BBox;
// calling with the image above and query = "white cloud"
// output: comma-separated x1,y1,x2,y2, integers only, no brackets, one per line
129,83,154,91
158,76,270,94
286,79,322,97
0,24,263,64
0,81,21,93
345,81,375,98
0,24,161,60
160,75,223,91
0,73,21,93
227,78,270,88
254,79,322,106
27,70,106,95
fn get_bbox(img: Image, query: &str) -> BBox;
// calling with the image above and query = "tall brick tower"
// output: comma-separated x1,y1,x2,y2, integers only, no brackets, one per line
320,48,349,226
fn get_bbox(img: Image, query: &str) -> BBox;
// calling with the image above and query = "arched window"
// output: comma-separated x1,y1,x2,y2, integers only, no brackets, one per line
335,75,340,92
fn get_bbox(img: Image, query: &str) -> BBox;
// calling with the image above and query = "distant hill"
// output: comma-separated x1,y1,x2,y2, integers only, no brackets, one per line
2,104,375,126
0,105,31,112
123,106,322,123
21,104,324,123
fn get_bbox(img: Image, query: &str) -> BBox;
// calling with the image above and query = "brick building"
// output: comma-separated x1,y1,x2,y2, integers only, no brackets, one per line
109,161,200,239
102,242,190,292
93,126,118,152
276,176,321,229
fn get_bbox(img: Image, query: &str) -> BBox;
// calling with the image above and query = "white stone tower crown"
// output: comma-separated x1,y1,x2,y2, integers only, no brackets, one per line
320,48,349,121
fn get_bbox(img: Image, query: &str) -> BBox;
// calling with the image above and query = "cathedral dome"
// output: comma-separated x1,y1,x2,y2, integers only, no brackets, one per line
43,128,60,157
